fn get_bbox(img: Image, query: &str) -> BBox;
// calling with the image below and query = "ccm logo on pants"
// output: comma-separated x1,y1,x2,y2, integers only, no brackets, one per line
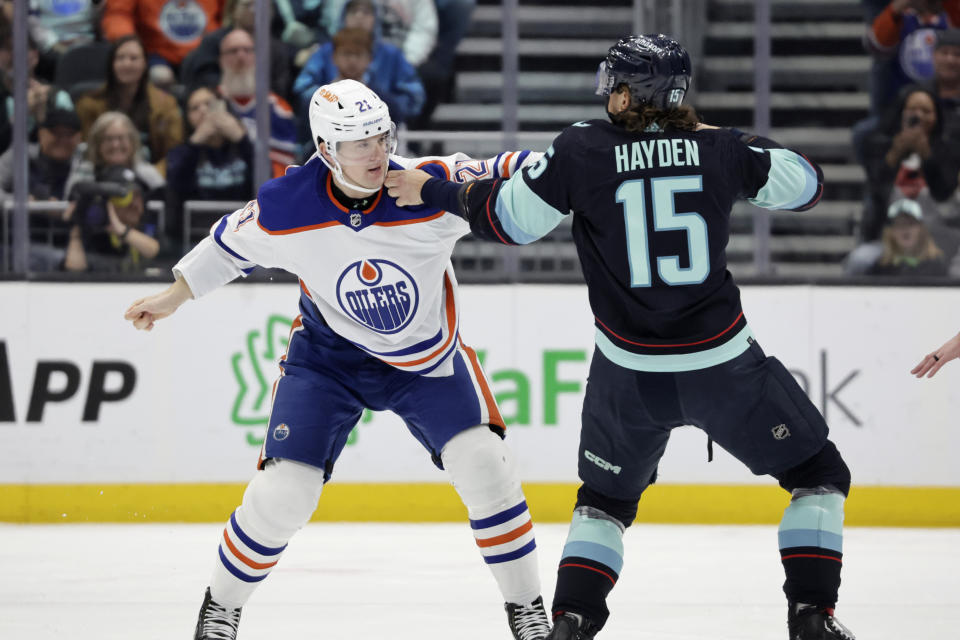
585,450,621,474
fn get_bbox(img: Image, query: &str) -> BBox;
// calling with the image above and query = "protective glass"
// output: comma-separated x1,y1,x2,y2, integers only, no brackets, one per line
595,60,615,96
332,124,398,165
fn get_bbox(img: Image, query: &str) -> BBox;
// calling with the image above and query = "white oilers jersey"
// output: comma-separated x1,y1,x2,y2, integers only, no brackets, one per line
173,150,539,376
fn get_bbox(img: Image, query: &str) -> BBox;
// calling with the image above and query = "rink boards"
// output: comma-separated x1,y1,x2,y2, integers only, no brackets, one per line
1,282,958,525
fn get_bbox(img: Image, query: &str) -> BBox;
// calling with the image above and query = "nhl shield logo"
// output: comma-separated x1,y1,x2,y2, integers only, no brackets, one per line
335,259,419,334
771,424,791,440
350,212,362,227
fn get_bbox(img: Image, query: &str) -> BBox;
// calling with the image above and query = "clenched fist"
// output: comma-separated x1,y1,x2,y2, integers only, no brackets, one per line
385,169,432,207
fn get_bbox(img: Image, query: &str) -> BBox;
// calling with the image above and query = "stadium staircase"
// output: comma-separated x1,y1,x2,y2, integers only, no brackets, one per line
433,0,869,280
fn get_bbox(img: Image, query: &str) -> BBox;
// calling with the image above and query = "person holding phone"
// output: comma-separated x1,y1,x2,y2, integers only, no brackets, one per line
860,86,960,243
166,85,255,246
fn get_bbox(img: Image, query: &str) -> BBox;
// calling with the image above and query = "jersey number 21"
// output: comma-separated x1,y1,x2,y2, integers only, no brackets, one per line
616,176,709,287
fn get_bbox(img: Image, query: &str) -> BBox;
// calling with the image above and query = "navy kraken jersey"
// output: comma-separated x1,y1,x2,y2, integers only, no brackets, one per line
427,120,822,371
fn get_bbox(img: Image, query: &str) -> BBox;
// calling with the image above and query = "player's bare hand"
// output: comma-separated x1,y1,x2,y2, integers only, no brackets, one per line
385,169,431,207
694,122,720,131
911,332,960,378
123,278,194,331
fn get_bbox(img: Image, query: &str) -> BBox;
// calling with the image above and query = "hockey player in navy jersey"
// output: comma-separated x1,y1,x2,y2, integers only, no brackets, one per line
386,35,856,640
123,79,552,640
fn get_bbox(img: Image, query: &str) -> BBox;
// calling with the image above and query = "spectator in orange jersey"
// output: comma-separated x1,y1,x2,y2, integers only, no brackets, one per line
101,0,222,88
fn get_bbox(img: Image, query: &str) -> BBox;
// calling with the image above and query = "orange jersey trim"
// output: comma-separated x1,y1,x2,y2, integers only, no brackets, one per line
871,5,903,48
459,337,505,429
326,173,384,214
256,216,340,236
416,159,452,179
501,152,516,177
383,273,457,368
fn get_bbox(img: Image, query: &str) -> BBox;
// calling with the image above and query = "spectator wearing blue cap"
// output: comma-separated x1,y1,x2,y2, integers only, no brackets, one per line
293,0,424,149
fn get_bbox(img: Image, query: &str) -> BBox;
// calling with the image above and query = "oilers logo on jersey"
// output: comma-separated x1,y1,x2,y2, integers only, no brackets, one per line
336,259,418,334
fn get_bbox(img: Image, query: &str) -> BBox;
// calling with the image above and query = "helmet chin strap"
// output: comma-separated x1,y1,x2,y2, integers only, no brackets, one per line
318,149,382,195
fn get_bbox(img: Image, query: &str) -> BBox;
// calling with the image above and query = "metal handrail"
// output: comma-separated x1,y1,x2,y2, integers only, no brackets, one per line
182,200,246,253
1,200,166,273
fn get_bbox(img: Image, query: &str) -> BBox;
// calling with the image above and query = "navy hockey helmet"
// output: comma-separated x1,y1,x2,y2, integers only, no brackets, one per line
595,34,692,109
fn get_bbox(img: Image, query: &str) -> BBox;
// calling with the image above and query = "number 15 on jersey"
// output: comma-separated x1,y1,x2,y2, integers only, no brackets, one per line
616,176,710,287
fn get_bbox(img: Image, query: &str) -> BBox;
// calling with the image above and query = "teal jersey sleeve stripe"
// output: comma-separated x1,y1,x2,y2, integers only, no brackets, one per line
778,528,844,553
748,148,819,211
493,171,567,245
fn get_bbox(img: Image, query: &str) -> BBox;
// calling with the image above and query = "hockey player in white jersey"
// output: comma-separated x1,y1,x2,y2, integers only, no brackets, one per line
123,79,551,640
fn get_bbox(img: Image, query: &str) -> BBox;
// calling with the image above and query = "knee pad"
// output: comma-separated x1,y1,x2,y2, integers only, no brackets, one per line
238,458,326,543
775,440,851,497
441,425,520,510
575,484,639,529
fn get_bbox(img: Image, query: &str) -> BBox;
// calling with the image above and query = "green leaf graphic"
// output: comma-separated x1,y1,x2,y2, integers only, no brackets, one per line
232,314,375,448
231,315,293,428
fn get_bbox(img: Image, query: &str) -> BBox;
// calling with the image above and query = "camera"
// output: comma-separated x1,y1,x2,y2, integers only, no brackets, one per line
906,114,922,128
71,180,132,200
70,166,141,229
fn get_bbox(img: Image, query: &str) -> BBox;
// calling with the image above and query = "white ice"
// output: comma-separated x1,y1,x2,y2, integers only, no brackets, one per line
1,523,958,639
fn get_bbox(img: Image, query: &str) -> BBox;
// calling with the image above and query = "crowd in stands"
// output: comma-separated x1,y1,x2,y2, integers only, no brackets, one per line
0,0,474,273
850,0,960,277
6,0,960,280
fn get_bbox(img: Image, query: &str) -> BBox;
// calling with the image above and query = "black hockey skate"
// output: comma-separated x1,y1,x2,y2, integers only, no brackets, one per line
545,612,599,640
788,603,856,640
194,587,242,640
505,596,552,640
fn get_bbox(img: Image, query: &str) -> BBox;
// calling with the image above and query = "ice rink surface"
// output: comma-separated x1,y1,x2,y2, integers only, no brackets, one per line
2,522,958,639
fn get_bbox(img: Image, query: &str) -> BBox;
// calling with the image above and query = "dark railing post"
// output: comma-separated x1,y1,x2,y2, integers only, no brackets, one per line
501,0,520,280
753,0,773,275
253,0,272,191
10,0,29,273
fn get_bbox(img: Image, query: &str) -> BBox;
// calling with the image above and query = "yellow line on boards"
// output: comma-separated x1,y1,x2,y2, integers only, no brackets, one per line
1,484,958,527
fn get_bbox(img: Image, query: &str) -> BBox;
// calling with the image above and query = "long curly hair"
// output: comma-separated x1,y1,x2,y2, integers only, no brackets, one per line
609,86,701,132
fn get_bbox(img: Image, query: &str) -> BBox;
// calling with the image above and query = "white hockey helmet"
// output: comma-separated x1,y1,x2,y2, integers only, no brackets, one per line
309,79,397,194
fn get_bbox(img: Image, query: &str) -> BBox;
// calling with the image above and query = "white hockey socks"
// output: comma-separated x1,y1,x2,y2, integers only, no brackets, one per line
441,426,541,605
209,458,325,608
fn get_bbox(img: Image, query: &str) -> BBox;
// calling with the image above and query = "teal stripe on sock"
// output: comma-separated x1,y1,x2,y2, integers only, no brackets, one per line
561,540,623,573
779,493,845,552
778,529,843,553
566,515,624,548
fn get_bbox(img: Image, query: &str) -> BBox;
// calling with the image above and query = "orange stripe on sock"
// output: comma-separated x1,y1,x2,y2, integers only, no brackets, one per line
475,519,532,548
222,529,279,570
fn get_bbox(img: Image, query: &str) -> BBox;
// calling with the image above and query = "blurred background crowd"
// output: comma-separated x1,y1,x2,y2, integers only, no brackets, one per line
2,0,960,282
